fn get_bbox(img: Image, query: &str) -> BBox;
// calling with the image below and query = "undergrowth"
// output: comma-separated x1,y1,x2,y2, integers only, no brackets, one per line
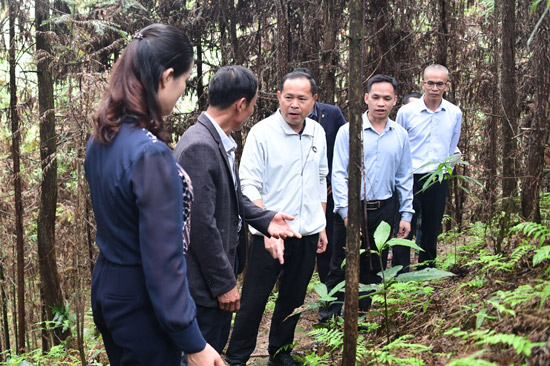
303,217,550,365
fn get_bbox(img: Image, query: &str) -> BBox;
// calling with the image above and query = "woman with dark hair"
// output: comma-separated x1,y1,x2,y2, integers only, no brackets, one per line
85,24,223,366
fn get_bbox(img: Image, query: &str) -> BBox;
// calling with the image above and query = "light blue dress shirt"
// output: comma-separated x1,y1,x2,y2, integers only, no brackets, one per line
395,96,462,174
332,113,414,222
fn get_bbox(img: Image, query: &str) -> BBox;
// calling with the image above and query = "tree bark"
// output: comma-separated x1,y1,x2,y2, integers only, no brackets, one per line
342,0,363,364
35,0,69,347
521,8,549,223
500,0,518,202
437,0,448,66
320,0,342,103
0,261,10,360
9,0,26,354
276,0,290,82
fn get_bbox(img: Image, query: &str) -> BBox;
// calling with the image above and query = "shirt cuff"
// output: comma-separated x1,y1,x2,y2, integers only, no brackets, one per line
401,212,413,222
337,207,348,220
172,317,207,354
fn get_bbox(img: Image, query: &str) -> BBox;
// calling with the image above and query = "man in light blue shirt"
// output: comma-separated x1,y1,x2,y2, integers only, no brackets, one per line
396,64,462,268
324,74,414,318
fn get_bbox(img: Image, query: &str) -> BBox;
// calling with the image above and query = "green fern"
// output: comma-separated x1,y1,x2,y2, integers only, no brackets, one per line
446,350,499,366
308,327,344,353
446,327,545,357
494,280,550,311
475,331,545,356
509,244,534,266
533,245,550,267
358,335,430,366
511,222,550,247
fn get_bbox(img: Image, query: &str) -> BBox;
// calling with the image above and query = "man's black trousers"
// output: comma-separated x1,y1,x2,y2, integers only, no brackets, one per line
409,173,449,267
225,234,318,364
324,197,395,317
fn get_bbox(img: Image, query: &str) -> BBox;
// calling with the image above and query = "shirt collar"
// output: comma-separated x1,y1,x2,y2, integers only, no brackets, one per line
276,109,316,136
308,102,319,120
205,111,237,154
420,95,447,113
362,111,393,133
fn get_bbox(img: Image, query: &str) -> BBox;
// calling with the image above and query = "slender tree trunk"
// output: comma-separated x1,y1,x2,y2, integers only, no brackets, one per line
36,0,69,346
521,8,549,222
196,35,207,111
9,0,26,353
500,0,518,202
487,2,499,249
0,261,10,360
342,0,363,364
11,282,18,352
321,0,343,103
437,0,448,66
276,0,290,81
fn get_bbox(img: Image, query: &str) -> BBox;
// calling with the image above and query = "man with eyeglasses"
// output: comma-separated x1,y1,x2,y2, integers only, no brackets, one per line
396,64,462,269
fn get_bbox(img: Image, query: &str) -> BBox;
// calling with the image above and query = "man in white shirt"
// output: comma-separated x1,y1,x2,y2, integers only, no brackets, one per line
225,71,328,366
396,64,462,268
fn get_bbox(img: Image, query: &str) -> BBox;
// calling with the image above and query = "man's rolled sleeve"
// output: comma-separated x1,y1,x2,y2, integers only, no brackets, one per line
331,124,349,220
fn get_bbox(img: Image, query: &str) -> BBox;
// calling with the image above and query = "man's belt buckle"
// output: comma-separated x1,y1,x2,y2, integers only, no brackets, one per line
366,201,381,210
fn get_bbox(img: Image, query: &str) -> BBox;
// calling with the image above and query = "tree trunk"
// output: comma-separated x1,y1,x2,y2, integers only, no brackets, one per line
320,0,343,103
276,0,290,81
500,0,518,202
196,35,207,111
521,8,549,222
9,0,26,354
486,2,499,249
0,262,10,360
35,0,69,346
437,0,448,66
342,0,363,364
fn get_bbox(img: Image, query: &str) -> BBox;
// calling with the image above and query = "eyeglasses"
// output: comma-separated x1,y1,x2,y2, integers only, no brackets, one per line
424,80,448,89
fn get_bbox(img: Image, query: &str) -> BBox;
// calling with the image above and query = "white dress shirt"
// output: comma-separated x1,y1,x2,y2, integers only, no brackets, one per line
239,110,328,236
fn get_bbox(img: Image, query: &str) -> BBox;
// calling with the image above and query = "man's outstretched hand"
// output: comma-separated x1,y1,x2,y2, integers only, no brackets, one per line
267,213,302,240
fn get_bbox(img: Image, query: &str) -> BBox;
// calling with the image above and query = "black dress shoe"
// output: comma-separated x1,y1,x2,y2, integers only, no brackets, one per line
268,353,303,366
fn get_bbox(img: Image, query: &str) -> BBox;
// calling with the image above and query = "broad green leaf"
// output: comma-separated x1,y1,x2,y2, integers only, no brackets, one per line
328,280,346,297
387,238,424,252
358,283,381,293
374,221,391,251
396,268,455,282
314,283,329,298
377,265,403,282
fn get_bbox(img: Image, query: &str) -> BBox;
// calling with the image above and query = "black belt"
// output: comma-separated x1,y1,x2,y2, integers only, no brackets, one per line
362,197,393,211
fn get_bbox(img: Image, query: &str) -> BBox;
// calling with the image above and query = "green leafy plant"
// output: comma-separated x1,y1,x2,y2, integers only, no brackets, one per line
511,221,550,247
511,221,550,273
446,350,499,366
414,154,484,195
445,327,545,357
366,221,455,342
359,335,431,366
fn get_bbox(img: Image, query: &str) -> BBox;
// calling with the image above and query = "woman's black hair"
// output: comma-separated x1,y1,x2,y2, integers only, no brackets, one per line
94,23,194,144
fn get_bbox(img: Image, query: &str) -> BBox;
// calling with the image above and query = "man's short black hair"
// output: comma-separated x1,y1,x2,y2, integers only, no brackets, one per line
403,92,422,105
279,71,317,96
366,74,398,94
208,65,258,110
292,67,315,81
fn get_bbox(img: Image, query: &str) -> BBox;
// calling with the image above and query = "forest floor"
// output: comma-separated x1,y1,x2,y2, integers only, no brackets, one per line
232,224,550,366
